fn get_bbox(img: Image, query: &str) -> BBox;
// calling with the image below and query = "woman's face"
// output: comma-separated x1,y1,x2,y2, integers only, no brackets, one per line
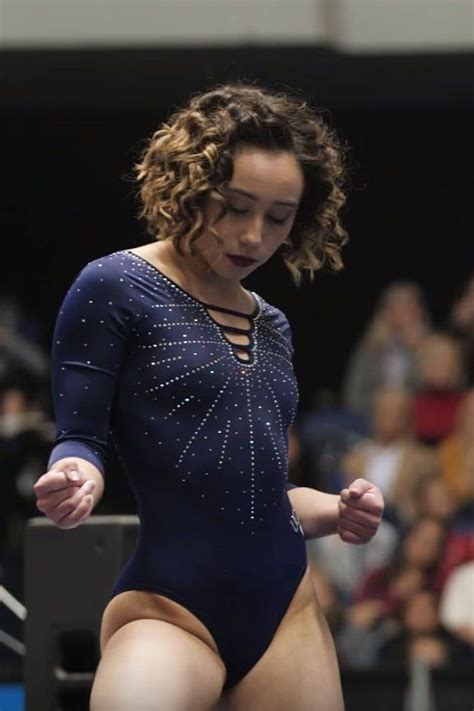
372,390,411,442
403,519,445,569
458,389,474,439
417,338,461,389
419,478,456,520
383,287,425,329
196,146,304,281
403,590,439,633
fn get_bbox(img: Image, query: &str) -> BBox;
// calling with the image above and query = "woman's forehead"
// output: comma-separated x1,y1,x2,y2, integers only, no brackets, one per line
230,147,304,201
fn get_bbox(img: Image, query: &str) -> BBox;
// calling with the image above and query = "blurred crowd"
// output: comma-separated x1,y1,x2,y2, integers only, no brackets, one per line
0,273,473,674
292,274,474,672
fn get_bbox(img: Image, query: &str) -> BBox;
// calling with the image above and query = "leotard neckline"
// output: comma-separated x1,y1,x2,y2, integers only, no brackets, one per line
122,249,261,320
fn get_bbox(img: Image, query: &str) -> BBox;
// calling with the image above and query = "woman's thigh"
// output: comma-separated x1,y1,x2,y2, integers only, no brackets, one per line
219,568,344,711
90,618,226,711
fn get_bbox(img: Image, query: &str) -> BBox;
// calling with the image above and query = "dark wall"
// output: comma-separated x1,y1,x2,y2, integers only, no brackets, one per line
2,47,473,407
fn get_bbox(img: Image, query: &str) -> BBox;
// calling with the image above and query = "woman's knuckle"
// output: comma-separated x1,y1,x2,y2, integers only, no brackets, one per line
70,502,86,520
56,504,71,519
67,502,77,516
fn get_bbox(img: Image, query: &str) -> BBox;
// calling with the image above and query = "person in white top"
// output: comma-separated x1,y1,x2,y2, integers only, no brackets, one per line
439,560,474,648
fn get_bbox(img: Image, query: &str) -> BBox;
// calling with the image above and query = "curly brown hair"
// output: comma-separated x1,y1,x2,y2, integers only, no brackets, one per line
134,80,349,283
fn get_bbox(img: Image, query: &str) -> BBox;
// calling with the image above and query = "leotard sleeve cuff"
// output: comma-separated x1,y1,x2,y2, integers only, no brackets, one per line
47,440,105,475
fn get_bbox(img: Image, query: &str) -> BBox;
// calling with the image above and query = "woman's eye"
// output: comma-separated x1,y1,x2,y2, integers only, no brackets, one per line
227,204,290,225
267,215,289,225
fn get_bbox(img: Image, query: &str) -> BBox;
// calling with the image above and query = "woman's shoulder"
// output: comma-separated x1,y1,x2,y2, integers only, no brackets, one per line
253,291,290,327
77,249,130,276
69,250,138,289
63,250,143,310
253,292,294,350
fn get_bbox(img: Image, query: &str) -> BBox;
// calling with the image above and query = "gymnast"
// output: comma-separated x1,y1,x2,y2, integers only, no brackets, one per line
33,81,384,710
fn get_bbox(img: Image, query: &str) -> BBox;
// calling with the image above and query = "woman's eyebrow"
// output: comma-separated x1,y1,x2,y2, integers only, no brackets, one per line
226,186,298,208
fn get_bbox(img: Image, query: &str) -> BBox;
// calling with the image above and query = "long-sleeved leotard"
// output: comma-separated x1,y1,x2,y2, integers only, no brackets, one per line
48,249,306,688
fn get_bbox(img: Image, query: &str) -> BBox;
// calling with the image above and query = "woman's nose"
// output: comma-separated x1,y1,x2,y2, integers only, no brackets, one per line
240,216,263,247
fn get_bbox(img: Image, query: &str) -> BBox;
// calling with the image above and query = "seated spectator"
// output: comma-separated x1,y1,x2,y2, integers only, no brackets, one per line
352,515,447,618
0,380,54,554
447,272,474,385
439,560,474,649
342,281,431,416
0,292,49,383
437,388,474,506
378,589,471,669
434,447,474,589
410,472,457,522
298,388,367,493
335,597,398,669
341,386,436,524
306,517,398,605
412,332,465,445
335,517,449,669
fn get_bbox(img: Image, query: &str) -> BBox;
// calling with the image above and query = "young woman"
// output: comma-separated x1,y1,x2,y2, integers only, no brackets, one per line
33,82,384,710
341,281,431,416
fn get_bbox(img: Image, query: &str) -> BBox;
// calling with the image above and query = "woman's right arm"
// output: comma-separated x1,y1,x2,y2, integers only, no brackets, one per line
34,256,140,528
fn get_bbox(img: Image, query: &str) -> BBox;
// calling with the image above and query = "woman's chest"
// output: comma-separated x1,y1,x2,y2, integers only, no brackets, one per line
118,301,298,426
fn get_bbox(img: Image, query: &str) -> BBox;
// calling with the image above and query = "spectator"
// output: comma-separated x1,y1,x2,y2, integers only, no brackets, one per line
412,332,465,445
434,447,474,589
335,597,397,669
0,293,49,383
437,388,474,506
342,281,431,415
341,386,436,524
378,589,471,668
335,516,448,670
306,520,398,606
298,388,367,493
0,381,54,554
447,272,474,385
352,516,447,618
439,560,474,649
410,473,457,522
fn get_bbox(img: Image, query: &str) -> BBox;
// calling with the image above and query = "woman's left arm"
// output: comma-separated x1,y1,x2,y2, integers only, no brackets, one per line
287,478,384,542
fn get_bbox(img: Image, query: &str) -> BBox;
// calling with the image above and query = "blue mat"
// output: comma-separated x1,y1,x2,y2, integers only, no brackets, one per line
0,685,24,711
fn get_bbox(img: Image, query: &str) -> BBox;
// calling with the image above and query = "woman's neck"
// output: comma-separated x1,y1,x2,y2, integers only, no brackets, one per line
152,240,253,310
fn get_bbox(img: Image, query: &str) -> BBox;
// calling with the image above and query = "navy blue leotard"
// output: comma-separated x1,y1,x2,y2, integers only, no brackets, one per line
48,249,307,689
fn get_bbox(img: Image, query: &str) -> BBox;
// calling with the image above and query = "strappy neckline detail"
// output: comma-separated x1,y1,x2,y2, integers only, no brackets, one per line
122,249,260,364
122,249,261,320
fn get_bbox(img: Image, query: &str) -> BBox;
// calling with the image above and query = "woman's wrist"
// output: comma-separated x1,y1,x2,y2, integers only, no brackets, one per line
287,487,340,539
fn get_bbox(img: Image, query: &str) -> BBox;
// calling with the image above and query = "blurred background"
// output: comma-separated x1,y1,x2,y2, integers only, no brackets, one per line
1,1,473,709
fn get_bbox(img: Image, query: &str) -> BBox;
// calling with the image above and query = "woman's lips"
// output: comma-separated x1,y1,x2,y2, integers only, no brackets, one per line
226,254,257,268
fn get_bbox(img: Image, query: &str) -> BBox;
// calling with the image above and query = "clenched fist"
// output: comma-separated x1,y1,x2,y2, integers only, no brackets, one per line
33,459,97,529
337,478,384,544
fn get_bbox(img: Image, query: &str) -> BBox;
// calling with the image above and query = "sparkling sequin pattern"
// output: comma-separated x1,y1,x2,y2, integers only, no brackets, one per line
48,250,299,532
